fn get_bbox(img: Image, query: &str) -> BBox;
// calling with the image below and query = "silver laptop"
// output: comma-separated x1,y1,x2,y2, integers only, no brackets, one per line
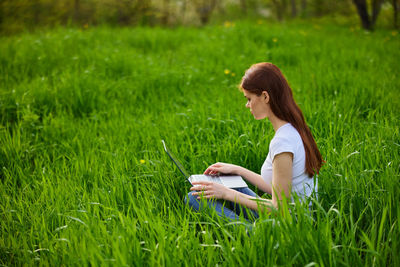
162,140,248,188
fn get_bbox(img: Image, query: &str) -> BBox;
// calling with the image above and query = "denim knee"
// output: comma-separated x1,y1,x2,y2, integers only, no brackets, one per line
185,191,200,211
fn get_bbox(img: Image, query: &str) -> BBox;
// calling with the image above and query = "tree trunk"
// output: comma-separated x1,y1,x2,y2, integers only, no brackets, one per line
393,0,399,28
353,0,384,30
240,0,247,15
353,0,372,30
181,0,187,23
161,0,170,25
74,0,80,23
0,2,3,26
301,0,307,17
301,0,307,10
291,0,297,17
371,0,384,26
33,0,41,25
195,0,217,25
272,0,284,21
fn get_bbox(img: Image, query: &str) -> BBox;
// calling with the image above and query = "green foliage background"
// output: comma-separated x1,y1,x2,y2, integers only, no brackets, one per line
0,21,399,265
1,0,398,35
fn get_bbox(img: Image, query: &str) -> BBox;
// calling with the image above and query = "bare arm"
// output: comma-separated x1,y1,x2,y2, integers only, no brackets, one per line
203,162,272,194
270,152,292,208
227,152,293,211
193,152,293,212
236,166,272,194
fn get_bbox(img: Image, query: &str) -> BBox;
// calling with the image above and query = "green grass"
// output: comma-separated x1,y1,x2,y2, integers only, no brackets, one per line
0,21,399,266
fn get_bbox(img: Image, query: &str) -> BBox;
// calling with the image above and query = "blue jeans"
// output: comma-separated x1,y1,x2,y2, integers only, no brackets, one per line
185,187,259,222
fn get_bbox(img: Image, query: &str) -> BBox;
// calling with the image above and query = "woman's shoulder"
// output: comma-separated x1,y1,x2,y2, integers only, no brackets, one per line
274,123,301,142
269,123,302,153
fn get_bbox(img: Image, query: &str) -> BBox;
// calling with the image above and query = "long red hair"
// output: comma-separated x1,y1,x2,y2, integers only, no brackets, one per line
240,62,323,177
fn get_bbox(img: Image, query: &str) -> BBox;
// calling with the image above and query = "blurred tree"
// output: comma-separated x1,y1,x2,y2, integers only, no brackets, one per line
270,0,288,21
180,0,188,22
0,0,396,34
313,0,324,16
74,0,80,22
118,0,135,24
352,0,384,30
161,0,170,25
301,0,307,17
393,0,399,28
193,0,217,25
291,0,297,17
32,0,41,24
240,0,248,14
98,0,153,25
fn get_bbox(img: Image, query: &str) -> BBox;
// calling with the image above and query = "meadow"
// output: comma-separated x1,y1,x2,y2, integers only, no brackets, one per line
0,20,399,266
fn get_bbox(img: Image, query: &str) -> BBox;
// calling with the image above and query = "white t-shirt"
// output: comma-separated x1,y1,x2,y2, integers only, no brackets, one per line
261,123,317,205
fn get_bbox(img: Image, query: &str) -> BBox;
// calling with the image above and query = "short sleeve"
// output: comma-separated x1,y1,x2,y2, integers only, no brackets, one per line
269,136,295,161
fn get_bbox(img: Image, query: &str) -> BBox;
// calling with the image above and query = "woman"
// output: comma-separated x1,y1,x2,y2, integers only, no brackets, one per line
186,62,323,221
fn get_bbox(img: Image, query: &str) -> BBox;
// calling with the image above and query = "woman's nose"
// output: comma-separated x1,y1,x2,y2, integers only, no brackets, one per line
245,102,250,108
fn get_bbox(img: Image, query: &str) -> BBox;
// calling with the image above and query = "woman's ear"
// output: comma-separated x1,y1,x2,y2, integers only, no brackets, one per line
263,91,270,104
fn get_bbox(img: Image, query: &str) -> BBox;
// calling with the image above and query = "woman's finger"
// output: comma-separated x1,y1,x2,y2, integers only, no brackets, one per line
204,164,222,174
204,167,216,174
210,169,220,176
192,181,211,185
197,194,215,200
190,185,209,191
194,190,213,195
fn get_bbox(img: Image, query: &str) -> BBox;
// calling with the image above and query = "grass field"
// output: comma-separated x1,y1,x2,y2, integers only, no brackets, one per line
1,21,399,266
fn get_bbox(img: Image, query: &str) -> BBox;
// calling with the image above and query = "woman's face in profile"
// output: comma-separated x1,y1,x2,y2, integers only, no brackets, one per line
243,89,269,120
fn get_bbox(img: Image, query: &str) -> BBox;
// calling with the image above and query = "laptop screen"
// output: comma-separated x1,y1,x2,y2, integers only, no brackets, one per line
162,140,191,179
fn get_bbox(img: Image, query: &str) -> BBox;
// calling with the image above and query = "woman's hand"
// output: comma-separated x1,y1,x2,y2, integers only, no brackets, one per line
203,162,239,176
190,181,232,200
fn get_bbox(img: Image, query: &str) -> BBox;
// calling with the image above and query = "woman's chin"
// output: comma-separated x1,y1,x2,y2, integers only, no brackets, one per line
251,113,263,120
254,115,267,120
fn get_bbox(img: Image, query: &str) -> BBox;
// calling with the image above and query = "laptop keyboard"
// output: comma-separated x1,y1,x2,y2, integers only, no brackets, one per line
191,175,223,185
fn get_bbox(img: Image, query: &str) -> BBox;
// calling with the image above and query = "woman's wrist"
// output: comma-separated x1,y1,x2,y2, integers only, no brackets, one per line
223,188,236,201
235,166,244,176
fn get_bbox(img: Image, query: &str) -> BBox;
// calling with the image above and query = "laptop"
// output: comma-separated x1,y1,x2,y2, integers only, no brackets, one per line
162,140,248,188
